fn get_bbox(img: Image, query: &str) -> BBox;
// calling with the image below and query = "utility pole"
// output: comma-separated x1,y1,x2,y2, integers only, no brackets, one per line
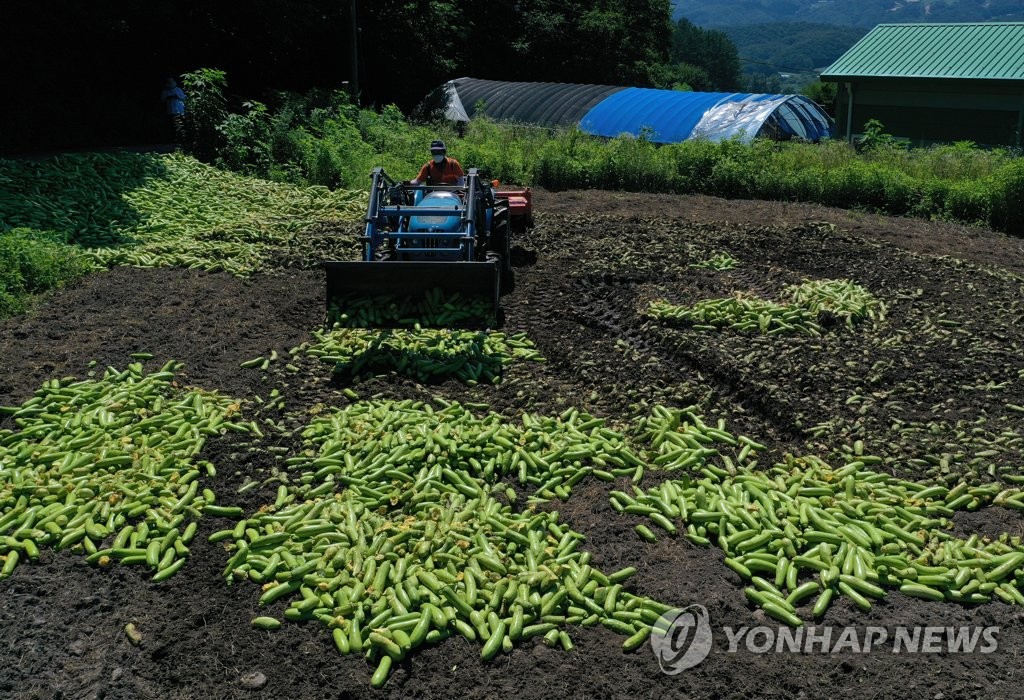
349,0,360,100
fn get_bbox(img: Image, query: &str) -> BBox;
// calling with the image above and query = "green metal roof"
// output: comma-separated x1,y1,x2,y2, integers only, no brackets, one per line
822,23,1024,80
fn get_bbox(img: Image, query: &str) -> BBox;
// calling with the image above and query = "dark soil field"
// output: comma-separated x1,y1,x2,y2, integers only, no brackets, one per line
2,189,1024,699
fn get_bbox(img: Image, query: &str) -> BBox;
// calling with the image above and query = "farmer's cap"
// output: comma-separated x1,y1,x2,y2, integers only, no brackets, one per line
430,140,446,153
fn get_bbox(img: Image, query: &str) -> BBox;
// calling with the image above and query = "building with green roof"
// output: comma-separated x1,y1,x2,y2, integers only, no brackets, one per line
821,23,1024,147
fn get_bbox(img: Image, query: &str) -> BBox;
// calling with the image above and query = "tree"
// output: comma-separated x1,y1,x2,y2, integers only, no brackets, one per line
670,18,743,91
498,0,673,86
746,72,782,94
355,0,465,109
357,0,674,107
649,62,713,91
801,80,837,117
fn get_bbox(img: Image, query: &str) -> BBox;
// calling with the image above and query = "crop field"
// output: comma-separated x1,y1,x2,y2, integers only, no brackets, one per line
2,174,1024,699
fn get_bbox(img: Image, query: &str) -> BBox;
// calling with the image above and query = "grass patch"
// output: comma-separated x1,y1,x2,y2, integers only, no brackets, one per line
0,228,91,316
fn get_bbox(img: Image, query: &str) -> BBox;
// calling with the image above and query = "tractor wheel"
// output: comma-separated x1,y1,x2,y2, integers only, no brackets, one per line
491,203,516,290
491,204,512,270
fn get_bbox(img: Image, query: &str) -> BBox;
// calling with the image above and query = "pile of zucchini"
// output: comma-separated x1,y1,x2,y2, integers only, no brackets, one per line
622,405,1024,625
648,278,884,334
0,363,245,581
218,399,669,687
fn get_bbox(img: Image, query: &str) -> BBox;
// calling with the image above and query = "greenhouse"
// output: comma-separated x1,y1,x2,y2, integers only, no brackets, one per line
423,77,834,143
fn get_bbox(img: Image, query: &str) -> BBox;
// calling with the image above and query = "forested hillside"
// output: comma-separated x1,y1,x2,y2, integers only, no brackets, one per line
672,0,1024,27
723,23,869,74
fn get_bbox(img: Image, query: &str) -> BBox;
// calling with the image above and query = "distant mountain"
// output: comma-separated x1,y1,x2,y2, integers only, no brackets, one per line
723,23,869,74
671,0,1024,28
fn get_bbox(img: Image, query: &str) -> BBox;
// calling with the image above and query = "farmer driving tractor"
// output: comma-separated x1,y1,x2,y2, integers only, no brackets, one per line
410,140,465,186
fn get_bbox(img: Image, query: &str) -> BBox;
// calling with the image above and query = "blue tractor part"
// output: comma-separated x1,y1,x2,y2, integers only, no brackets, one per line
325,166,511,327
408,190,461,234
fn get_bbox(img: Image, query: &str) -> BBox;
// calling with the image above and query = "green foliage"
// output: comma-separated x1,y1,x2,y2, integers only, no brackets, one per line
206,88,451,189
180,68,228,161
216,101,273,177
987,160,1024,233
942,181,990,226
801,81,838,112
459,119,549,186
0,228,90,317
671,18,743,90
183,77,1024,236
502,0,674,87
652,62,713,92
355,0,674,108
532,127,603,190
746,73,782,94
857,119,904,153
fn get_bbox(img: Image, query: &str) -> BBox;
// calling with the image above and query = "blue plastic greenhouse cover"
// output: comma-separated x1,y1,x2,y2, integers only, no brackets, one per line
579,88,833,143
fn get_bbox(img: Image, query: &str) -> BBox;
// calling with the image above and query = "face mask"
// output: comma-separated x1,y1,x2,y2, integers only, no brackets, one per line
432,154,444,163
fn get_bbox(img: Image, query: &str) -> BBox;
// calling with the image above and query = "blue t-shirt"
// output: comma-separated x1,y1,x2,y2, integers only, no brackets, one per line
162,86,186,115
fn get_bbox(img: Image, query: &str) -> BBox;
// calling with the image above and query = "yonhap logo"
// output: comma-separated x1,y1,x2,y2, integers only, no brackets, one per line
649,604,714,674
650,605,1000,675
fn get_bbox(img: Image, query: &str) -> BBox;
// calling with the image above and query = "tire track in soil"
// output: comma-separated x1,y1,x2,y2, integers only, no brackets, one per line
567,273,807,445
519,217,867,451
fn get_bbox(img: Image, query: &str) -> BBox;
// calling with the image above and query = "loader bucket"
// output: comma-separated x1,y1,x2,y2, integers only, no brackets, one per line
324,260,500,328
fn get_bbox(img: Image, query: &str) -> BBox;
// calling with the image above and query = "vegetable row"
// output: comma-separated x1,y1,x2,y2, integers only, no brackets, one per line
648,278,885,334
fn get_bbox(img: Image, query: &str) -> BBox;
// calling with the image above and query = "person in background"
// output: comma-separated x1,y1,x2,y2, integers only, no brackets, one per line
410,140,465,186
161,77,186,149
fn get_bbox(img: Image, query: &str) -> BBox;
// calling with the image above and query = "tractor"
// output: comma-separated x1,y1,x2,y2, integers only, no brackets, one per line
325,166,531,327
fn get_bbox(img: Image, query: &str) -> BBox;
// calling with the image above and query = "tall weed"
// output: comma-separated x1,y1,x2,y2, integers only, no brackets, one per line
0,228,90,316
